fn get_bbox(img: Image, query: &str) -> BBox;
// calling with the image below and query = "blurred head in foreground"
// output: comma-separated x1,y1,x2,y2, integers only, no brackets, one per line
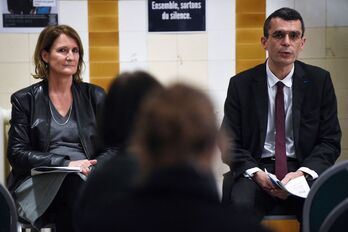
131,83,218,173
99,71,162,152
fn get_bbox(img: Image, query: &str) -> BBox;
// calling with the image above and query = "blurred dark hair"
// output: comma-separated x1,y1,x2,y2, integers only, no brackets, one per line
99,71,162,150
132,83,218,165
263,7,305,37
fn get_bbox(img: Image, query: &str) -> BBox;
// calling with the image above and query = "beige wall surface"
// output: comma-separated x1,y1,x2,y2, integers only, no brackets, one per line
0,0,347,184
118,0,236,125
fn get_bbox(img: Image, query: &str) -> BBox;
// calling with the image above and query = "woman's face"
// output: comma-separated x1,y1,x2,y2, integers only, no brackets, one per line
42,33,79,78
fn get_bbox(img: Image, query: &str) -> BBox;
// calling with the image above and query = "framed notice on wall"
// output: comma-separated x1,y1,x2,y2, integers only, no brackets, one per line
0,0,58,33
148,0,206,32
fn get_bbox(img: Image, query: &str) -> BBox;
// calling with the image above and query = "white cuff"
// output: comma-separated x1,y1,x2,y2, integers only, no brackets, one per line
244,167,263,178
298,167,319,180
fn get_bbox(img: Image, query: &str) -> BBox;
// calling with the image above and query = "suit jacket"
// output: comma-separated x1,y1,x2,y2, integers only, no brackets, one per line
221,60,341,179
76,164,269,232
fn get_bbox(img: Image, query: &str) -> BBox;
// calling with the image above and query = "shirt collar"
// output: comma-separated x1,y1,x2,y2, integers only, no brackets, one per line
266,60,294,88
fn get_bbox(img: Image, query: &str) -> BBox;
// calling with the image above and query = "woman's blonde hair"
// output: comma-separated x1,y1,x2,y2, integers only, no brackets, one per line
32,24,84,81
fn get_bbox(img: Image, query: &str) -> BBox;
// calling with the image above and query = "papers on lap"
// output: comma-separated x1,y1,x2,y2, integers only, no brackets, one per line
31,166,81,176
265,170,310,198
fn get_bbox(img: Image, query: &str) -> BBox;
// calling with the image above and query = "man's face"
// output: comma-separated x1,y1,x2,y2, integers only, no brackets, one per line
261,17,305,69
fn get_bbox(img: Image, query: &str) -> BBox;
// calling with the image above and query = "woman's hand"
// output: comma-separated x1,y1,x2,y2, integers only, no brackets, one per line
68,159,97,176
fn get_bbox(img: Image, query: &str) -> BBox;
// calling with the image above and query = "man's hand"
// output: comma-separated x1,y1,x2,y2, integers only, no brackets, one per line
253,170,289,199
253,170,274,190
281,170,304,185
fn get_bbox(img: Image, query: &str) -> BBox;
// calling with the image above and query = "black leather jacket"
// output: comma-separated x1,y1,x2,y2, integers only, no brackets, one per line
7,80,107,193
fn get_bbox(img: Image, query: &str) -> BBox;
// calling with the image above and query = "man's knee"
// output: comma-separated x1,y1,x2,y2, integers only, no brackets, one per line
224,176,258,204
231,179,258,206
229,177,273,208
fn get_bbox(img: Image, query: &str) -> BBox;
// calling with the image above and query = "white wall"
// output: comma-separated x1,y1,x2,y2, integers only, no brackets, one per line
119,0,236,125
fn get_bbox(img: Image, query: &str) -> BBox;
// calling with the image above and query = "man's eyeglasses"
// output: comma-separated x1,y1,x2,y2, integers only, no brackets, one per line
270,31,302,41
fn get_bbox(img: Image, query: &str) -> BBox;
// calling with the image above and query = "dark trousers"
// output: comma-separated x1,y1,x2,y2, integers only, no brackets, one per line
223,159,305,223
41,174,84,232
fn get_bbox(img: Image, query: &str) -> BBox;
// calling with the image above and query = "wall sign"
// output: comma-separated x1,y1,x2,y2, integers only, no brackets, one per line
0,0,58,33
148,0,206,32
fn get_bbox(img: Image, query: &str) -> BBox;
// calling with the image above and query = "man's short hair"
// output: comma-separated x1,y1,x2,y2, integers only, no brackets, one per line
263,7,305,38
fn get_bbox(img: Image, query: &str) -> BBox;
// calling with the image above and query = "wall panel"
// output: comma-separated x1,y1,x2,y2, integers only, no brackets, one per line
235,0,265,73
88,0,119,90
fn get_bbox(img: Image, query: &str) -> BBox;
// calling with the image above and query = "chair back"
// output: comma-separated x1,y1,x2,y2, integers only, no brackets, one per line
0,183,18,232
0,108,11,185
303,160,348,232
319,198,348,232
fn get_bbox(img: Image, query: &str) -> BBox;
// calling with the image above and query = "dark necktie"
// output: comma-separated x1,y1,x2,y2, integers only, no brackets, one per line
275,82,287,179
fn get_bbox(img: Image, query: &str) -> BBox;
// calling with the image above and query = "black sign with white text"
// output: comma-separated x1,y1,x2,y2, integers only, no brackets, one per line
148,0,206,32
3,14,58,27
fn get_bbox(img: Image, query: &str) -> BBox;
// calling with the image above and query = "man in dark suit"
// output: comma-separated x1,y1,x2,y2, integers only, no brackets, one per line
221,7,341,223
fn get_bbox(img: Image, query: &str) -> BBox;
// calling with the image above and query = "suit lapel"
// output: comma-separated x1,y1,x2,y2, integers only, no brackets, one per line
252,64,268,150
292,61,307,152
